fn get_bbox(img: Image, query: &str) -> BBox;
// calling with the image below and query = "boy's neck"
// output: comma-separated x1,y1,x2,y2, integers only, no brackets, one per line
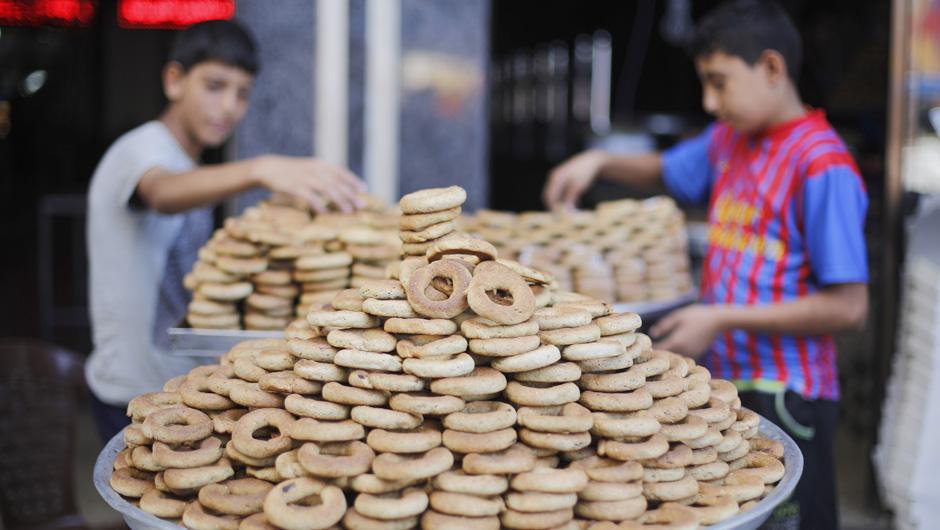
159,108,203,161
764,86,807,130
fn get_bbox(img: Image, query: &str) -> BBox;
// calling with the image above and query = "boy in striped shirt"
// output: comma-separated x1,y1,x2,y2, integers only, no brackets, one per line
544,1,867,528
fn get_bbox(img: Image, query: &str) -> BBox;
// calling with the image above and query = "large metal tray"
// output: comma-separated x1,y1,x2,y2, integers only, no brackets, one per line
166,327,284,358
94,416,802,530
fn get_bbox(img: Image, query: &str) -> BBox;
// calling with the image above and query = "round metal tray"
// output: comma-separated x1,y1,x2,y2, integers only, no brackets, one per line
95,417,802,530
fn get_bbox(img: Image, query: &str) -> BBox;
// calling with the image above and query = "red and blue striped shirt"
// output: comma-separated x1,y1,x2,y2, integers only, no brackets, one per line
661,110,868,400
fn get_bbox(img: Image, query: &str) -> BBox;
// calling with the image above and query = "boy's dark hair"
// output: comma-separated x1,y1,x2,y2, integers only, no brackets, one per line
689,0,801,81
168,20,259,74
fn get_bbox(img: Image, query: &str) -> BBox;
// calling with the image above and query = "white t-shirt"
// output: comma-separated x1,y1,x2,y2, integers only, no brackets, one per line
86,121,212,405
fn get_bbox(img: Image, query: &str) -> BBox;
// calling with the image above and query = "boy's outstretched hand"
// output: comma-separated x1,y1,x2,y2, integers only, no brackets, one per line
543,149,608,210
254,155,366,213
650,304,726,358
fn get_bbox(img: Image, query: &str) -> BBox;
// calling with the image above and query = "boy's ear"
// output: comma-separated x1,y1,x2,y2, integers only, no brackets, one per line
162,62,187,102
759,50,789,85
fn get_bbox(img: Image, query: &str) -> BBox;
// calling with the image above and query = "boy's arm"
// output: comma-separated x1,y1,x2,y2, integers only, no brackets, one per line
651,283,869,358
543,150,663,209
136,155,365,215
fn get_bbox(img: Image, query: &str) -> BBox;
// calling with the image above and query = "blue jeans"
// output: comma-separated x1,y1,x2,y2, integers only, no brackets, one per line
89,390,130,445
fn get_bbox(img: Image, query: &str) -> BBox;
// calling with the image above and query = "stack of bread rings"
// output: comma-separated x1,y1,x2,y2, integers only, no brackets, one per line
458,196,693,305
115,186,786,530
183,198,401,331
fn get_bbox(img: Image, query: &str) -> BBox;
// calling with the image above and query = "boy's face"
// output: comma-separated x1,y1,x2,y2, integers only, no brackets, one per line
695,50,781,134
164,60,254,148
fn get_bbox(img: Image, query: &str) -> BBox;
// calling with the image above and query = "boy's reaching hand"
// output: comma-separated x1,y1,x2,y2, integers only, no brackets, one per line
543,149,608,210
650,304,727,358
254,155,367,214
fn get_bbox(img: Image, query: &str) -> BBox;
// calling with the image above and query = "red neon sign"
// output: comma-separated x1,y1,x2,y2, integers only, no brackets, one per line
0,0,96,26
117,0,234,29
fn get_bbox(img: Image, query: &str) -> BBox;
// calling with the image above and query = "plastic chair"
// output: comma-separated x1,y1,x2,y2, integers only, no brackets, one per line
0,338,87,530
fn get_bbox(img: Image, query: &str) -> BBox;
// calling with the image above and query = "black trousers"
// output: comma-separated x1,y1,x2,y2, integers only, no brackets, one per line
89,390,131,445
739,390,839,530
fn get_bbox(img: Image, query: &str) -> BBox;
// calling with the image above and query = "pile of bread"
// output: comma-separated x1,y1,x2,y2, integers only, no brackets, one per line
183,197,401,331
114,187,786,530
460,197,693,304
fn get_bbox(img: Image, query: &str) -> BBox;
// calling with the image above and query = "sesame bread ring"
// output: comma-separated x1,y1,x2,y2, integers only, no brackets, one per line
187,312,241,329
518,429,592,452
591,412,660,439
328,329,397,352
110,467,155,498
356,488,429,520
113,448,132,470
207,367,241,398
443,427,517,453
460,317,540,341
444,400,516,433
709,379,738,404
349,370,426,393
554,300,611,318
232,408,294,459
322,382,389,406
749,436,785,459
728,451,786,484
275,450,309,480
183,501,240,530
433,470,508,496
199,478,273,516
152,437,223,469
646,397,689,423
372,446,454,482
163,457,234,491
642,467,686,483
539,324,602,346
462,443,536,475
397,335,467,358
576,347,642,374
362,299,420,318
598,434,669,461
504,492,577,513
367,425,442,453
511,467,588,494
562,340,624,362
428,491,503,517
403,353,475,378
258,371,322,395
331,289,366,311
389,392,465,416
660,415,709,442
384,317,458,335
517,403,593,433
687,428,723,450
406,261,472,319
162,374,186,391
714,429,743,454
358,279,406,300
426,236,498,264
430,367,507,397
579,481,643,502
351,474,423,495
400,220,457,243
615,505,698,530
296,252,353,270
421,510,499,530
662,495,739,525
506,381,581,407
294,359,347,383
290,418,365,442
595,312,642,335
143,406,213,445
495,258,554,285
468,335,542,357
690,446,719,465
514,363,582,384
351,406,423,430
689,460,730,482
306,309,378,329
732,408,761,433
677,381,711,409
631,350,671,378
642,475,700,502
294,267,349,283
199,282,253,301
262,477,346,530
603,331,638,349
568,456,644,483
284,394,350,420
343,509,418,530
575,497,647,521
534,307,593,331
501,508,574,530
640,442,693,469
225,440,276,468
579,366,645,392
127,391,182,422
400,186,466,214
335,349,403,372
491,344,560,372
579,388,652,412
698,472,764,503
288,338,338,362
297,441,375,478
139,489,187,518
466,262,535,325
399,206,462,231
254,349,296,371
240,513,279,530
